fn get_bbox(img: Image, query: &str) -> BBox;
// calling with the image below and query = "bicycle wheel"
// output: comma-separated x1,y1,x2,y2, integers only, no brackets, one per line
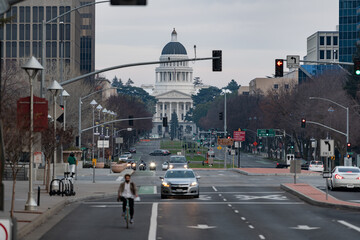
125,207,129,229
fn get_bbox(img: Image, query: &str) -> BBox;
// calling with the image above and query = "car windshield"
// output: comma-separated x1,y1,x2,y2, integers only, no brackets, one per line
165,170,195,178
120,155,127,158
170,156,186,163
338,168,360,173
310,161,322,165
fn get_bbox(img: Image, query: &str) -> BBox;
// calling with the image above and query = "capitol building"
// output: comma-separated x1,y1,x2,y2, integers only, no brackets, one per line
143,29,207,137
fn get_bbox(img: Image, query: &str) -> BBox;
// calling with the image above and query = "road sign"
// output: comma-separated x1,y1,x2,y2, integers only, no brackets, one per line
217,138,234,146
320,139,334,157
217,146,222,150
233,131,245,141
97,140,109,148
34,152,42,164
257,129,275,137
115,137,123,144
253,141,258,146
286,55,300,68
231,150,236,155
0,218,12,240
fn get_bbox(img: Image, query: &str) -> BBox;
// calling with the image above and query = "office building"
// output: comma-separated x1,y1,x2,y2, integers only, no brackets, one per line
305,31,339,63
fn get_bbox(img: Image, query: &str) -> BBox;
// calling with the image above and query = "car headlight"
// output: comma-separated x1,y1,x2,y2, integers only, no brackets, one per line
184,165,188,169
191,181,198,186
169,164,174,169
150,162,156,167
162,182,170,187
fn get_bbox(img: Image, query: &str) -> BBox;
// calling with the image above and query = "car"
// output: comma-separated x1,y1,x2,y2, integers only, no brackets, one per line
149,161,156,171
162,161,169,171
119,155,129,162
129,148,136,153
328,166,360,190
169,155,188,169
150,149,170,156
300,159,309,170
160,169,200,199
123,152,133,159
308,161,324,172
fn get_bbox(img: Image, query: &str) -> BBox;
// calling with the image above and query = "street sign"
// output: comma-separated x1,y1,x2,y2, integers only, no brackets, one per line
231,150,236,156
286,55,300,68
320,139,334,157
115,137,123,144
253,141,258,146
97,140,109,148
0,218,12,240
322,171,332,178
217,138,234,146
34,152,42,164
257,129,275,137
233,131,245,141
217,146,222,150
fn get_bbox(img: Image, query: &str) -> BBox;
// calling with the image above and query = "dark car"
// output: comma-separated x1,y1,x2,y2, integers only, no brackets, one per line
150,149,171,156
129,148,136,153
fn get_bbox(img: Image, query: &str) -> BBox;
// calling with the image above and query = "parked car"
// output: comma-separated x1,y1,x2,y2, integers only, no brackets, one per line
327,166,360,190
123,152,133,159
169,155,188,169
308,161,324,172
119,155,129,162
162,161,169,171
150,149,170,156
129,148,136,153
160,169,200,199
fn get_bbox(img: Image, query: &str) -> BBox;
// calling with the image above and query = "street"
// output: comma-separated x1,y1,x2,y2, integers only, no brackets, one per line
22,141,360,240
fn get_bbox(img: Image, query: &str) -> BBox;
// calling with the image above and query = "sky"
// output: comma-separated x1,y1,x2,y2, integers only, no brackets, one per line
95,0,339,88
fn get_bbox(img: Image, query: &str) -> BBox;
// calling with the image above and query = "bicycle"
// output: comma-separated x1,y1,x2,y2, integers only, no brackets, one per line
118,197,131,228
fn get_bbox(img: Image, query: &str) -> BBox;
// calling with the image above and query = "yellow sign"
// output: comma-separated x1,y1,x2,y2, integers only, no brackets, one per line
92,158,97,166
331,156,335,160
217,146,222,150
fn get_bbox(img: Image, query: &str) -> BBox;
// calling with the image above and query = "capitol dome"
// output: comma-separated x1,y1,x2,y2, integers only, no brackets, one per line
161,28,187,55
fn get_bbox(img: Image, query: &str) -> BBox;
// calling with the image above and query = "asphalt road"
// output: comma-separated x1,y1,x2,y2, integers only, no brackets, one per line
31,185,360,240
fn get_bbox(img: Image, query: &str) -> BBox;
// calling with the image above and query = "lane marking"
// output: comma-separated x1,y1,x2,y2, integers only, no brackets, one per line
259,235,265,239
86,202,304,205
235,194,288,201
228,204,232,207
223,199,227,202
337,220,360,233
201,192,285,194
116,176,124,182
241,217,246,221
148,203,158,240
249,225,254,229
218,194,222,197
154,186,157,194
234,210,239,214
212,186,218,192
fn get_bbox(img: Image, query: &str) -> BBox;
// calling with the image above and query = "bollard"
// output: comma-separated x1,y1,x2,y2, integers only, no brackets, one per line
37,186,40,206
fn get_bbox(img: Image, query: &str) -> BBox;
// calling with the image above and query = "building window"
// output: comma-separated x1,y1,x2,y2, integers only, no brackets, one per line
6,24,10,40
11,24,17,40
19,7,24,23
326,50,331,59
320,50,324,59
19,42,24,57
11,7,17,23
52,42,57,58
11,42,16,58
25,24,30,40
160,113,162,118
274,84,279,89
320,36,324,45
65,42,70,58
46,42,51,58
6,42,10,57
46,6,51,21
25,6,30,23
284,84,289,89
326,36,331,45
164,105,167,110
65,24,70,40
33,24,38,40
65,6,71,22
51,24,57,40
25,42,30,57
33,6,38,22
333,36,338,45
32,42,37,58
39,7,44,22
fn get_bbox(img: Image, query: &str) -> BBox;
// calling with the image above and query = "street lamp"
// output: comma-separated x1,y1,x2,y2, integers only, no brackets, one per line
48,80,63,181
22,56,44,211
101,108,108,164
90,100,97,183
221,89,231,168
60,89,70,173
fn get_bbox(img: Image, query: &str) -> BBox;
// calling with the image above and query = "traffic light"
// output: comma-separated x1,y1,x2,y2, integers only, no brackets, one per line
110,0,146,5
347,142,351,152
219,112,223,121
128,115,133,126
301,118,306,128
353,58,360,76
275,59,284,77
212,50,222,72
56,105,64,123
200,139,203,145
162,117,168,127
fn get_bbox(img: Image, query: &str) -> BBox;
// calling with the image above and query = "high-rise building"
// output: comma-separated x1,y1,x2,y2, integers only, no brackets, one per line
0,0,95,83
339,0,360,62
305,31,339,63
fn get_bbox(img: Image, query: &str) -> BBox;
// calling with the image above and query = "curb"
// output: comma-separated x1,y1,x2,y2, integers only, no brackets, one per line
280,184,360,211
231,168,320,176
17,169,135,239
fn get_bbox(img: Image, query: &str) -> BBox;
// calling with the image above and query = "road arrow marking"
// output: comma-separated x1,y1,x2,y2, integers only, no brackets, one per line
198,195,212,201
188,224,216,230
290,225,320,230
235,194,288,201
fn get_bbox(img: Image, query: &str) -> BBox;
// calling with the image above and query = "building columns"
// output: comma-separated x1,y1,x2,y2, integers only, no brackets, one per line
176,102,179,121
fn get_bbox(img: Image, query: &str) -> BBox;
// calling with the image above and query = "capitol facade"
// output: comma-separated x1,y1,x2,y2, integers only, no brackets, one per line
146,29,205,137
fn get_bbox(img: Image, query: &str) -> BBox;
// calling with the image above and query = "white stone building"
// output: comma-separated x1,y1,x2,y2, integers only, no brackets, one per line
304,31,339,63
150,29,199,137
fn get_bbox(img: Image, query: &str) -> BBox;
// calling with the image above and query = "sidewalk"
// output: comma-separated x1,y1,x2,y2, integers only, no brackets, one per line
0,168,133,239
281,183,360,211
232,168,321,176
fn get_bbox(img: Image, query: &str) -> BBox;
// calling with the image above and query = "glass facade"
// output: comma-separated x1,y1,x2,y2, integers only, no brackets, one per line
339,0,360,62
298,65,344,84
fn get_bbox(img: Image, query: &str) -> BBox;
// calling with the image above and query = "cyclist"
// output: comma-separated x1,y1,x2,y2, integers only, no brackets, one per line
117,174,138,224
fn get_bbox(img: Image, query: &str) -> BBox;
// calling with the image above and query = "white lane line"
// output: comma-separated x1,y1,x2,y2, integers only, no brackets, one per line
259,235,265,239
148,203,158,240
154,186,157,194
228,204,232,207
212,186,218,192
223,198,227,202
338,220,360,233
218,194,222,197
116,176,124,182
234,210,239,214
241,217,246,221
85,201,304,205
249,225,254,229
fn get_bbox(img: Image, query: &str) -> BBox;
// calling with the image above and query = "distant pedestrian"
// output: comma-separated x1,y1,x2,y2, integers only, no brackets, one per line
67,152,76,177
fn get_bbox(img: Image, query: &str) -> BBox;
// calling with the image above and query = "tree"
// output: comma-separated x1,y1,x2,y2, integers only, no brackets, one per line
116,85,157,111
126,78,134,86
224,79,240,93
192,86,221,106
170,112,179,140
112,76,123,88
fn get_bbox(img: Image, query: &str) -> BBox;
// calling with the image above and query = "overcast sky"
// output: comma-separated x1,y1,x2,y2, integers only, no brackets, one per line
95,0,338,88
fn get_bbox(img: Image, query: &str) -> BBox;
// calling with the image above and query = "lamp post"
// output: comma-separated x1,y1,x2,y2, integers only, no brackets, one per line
221,89,231,168
48,80,63,180
22,56,44,211
89,100,97,183
102,108,108,165
60,90,70,173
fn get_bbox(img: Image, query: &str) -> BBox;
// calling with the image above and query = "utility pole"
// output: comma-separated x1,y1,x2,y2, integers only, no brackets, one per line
224,91,227,168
